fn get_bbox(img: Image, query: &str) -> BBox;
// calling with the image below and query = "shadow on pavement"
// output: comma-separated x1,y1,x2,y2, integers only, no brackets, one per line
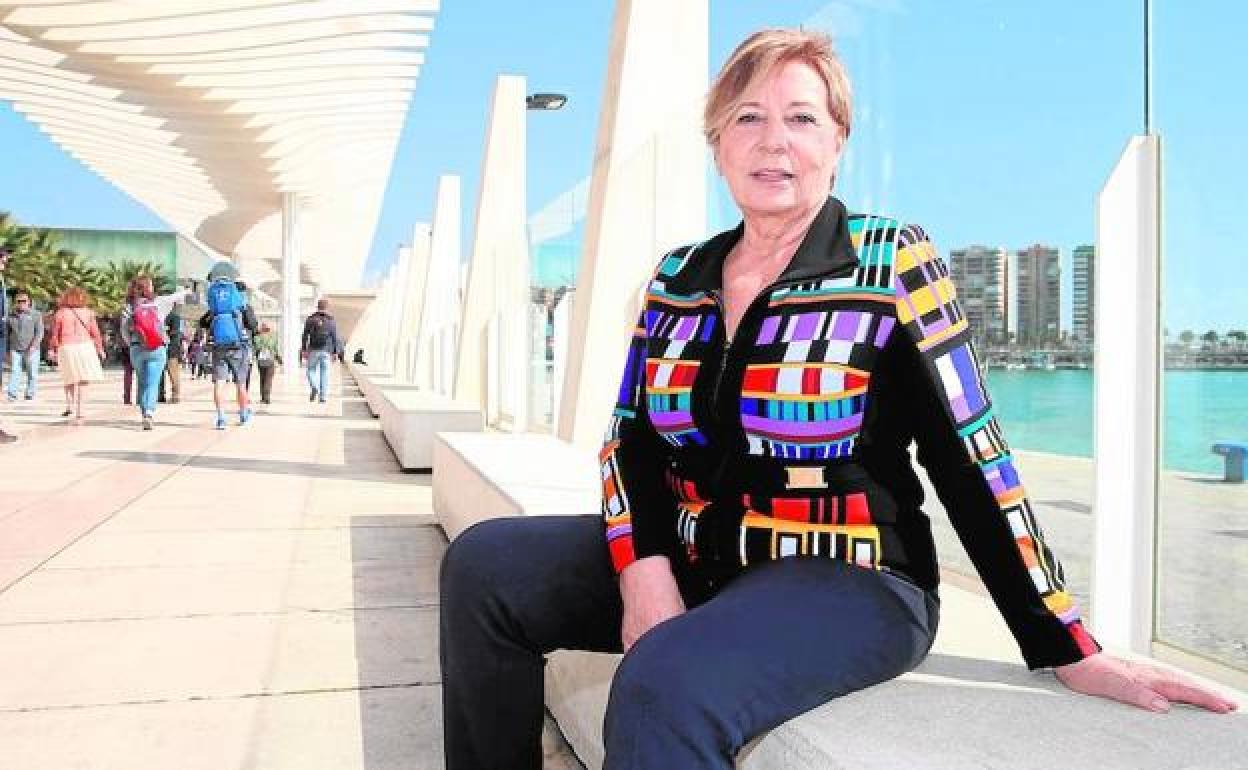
351,513,447,767
76,439,432,486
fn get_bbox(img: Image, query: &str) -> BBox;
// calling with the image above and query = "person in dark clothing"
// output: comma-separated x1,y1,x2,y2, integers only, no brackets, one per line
352,348,367,365
158,306,186,403
0,248,17,443
300,298,342,403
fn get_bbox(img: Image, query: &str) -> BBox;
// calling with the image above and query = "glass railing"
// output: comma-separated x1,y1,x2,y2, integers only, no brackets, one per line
1154,1,1248,673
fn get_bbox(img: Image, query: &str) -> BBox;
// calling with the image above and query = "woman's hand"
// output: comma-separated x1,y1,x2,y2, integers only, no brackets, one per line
1055,653,1238,713
618,555,686,652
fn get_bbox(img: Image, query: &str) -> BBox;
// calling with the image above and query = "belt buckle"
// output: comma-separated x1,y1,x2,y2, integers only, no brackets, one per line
785,466,827,490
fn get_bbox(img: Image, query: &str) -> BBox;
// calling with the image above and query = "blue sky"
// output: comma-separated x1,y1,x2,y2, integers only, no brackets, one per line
1,1,1243,334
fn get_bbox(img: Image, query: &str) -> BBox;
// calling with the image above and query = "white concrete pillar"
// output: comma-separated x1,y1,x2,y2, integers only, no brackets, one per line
456,75,530,428
371,268,396,369
551,293,572,432
1090,135,1161,655
280,192,302,382
383,245,412,372
397,223,432,381
417,175,462,390
556,0,708,449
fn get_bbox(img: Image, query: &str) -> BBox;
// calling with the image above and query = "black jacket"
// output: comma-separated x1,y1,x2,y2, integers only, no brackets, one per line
600,197,1100,669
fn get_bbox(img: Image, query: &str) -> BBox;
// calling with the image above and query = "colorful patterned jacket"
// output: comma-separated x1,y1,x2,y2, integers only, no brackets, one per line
600,196,1100,669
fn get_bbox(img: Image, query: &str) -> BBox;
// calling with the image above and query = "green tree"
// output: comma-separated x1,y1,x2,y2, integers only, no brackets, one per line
1,211,172,314
1179,330,1195,345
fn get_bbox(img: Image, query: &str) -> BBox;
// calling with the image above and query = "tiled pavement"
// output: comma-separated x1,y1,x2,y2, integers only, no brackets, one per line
0,366,457,769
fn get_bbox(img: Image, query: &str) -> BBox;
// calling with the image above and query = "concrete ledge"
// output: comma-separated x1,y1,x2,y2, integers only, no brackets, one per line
430,427,1248,768
432,432,599,542
349,363,420,418
375,390,483,472
544,581,1247,770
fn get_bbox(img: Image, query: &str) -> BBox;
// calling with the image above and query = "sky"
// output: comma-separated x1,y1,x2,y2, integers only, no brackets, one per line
1,0,1244,334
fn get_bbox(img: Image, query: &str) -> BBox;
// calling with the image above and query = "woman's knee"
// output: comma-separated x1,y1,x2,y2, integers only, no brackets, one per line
439,517,539,603
605,625,731,742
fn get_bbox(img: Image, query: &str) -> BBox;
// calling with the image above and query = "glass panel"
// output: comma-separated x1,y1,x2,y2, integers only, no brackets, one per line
737,4,1141,617
1155,3,1248,671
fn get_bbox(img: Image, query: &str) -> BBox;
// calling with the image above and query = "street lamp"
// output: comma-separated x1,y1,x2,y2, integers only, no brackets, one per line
526,92,567,111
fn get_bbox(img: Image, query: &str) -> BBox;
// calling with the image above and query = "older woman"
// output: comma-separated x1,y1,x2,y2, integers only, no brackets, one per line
47,286,105,423
439,29,1236,770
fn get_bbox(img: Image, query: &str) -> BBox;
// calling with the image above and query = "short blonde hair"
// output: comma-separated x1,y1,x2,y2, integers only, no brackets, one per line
704,28,852,147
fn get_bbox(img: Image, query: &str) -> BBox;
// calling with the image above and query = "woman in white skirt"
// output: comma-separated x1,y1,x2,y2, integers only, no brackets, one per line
47,286,106,424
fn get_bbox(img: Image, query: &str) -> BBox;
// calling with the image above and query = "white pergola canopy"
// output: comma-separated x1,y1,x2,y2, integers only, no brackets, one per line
0,0,439,290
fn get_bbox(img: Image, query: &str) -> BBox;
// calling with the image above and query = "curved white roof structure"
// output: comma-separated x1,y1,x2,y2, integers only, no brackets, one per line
0,0,439,290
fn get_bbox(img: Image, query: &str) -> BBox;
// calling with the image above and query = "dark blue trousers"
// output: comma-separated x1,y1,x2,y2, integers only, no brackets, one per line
439,515,939,770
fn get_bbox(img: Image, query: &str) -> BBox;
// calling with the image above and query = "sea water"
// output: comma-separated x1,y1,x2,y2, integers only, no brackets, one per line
985,369,1248,475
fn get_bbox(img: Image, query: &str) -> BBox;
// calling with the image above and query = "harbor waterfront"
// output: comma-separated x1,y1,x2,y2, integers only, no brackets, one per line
985,368,1248,475
922,448,1248,674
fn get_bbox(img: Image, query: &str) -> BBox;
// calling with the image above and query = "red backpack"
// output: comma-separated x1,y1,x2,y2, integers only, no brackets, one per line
132,300,165,351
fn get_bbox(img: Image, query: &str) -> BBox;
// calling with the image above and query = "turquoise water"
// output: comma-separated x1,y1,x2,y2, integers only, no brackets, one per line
984,369,1248,475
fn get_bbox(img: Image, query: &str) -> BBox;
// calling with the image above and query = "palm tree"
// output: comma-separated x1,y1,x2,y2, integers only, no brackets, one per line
96,259,174,315
1,217,97,307
1,212,160,313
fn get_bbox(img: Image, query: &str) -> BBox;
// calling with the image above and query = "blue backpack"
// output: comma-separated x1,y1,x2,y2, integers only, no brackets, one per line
206,278,244,348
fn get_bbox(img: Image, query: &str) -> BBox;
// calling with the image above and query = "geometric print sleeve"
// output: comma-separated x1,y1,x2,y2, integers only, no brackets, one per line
601,308,681,574
893,224,1101,669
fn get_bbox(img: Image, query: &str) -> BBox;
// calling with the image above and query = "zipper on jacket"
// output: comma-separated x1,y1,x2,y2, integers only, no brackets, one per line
708,281,801,419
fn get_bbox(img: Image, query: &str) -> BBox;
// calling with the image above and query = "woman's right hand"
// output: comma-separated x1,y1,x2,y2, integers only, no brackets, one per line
618,555,686,652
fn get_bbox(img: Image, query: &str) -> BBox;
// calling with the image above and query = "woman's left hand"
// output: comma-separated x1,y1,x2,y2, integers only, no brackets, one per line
1054,653,1238,713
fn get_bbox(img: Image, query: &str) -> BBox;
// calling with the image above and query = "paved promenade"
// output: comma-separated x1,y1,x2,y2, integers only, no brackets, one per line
0,367,453,769
1,366,1243,768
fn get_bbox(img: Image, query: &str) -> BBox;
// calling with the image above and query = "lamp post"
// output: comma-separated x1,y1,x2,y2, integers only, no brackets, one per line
526,92,568,111
524,91,566,429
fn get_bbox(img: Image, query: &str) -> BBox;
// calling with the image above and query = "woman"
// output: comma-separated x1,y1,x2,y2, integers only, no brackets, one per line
120,276,188,430
47,287,105,423
252,322,281,404
439,28,1236,770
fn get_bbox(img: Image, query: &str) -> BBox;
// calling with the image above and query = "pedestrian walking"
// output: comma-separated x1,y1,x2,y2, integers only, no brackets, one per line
301,298,342,403
186,337,203,379
252,322,281,405
197,261,257,429
116,315,135,404
5,291,43,402
119,276,191,430
47,287,105,424
159,307,186,403
0,247,18,444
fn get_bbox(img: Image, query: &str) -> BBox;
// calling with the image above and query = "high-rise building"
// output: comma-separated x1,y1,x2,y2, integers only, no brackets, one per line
1072,244,1095,344
949,245,1009,346
1015,244,1061,345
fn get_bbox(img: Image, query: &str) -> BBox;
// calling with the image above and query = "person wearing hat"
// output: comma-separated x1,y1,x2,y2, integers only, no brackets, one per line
197,261,258,429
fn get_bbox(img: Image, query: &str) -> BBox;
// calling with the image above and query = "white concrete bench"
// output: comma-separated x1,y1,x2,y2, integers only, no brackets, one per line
432,432,600,541
544,587,1247,770
431,433,1247,770
375,390,483,472
348,364,420,418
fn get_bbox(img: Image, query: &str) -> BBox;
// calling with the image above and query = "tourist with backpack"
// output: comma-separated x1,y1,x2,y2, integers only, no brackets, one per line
301,298,342,403
197,261,258,429
119,276,192,431
251,323,281,405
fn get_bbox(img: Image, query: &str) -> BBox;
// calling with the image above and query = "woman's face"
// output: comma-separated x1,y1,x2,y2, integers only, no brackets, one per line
714,59,845,222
